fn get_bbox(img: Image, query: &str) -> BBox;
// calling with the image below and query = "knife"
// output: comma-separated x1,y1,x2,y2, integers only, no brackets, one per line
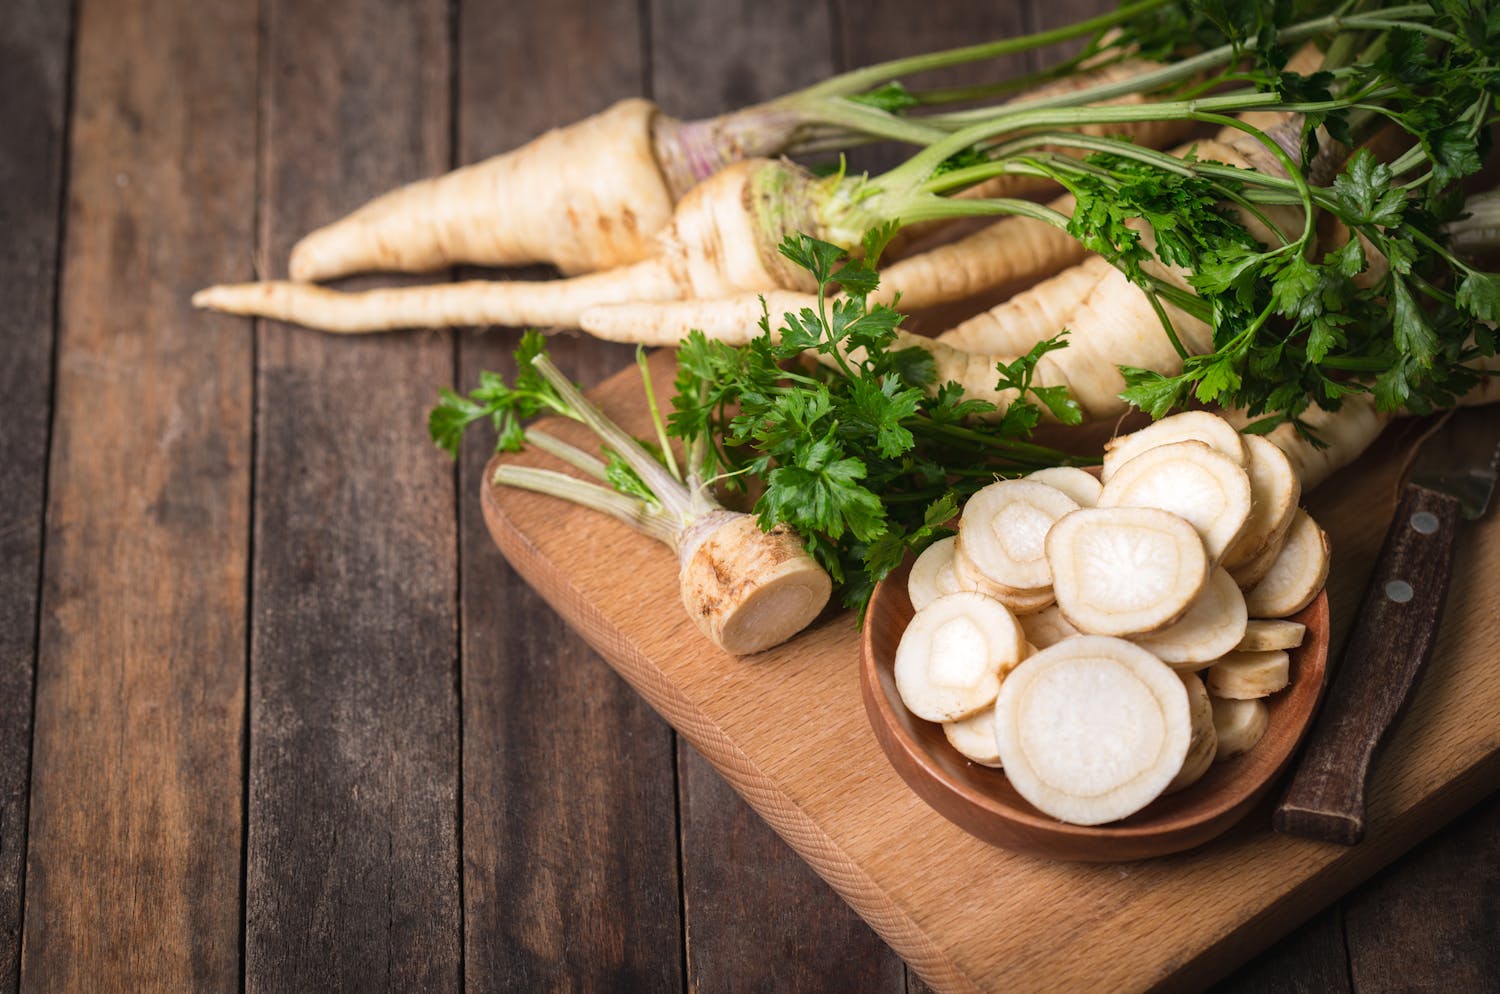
1273,410,1500,845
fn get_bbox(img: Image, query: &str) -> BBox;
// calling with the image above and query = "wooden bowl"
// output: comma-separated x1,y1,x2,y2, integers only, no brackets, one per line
860,559,1330,862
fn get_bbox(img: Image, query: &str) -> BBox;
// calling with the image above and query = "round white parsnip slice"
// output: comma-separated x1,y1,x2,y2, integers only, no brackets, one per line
1245,509,1329,617
958,479,1080,594
1237,619,1306,652
950,545,1057,615
1206,649,1291,699
994,636,1192,825
908,536,970,611
1101,410,1248,482
1220,435,1301,569
1211,696,1270,761
1132,568,1248,668
1047,507,1209,636
1165,671,1217,794
894,592,1025,722
1098,441,1253,561
1228,529,1286,591
1020,604,1081,649
944,703,1003,767
1026,466,1103,507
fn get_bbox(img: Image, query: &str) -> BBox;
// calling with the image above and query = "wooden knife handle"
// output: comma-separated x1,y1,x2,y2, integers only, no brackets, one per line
1273,484,1462,845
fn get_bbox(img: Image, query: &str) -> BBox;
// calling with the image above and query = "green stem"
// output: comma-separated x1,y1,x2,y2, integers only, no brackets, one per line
789,0,1173,101
525,429,608,481
636,346,681,484
492,466,680,547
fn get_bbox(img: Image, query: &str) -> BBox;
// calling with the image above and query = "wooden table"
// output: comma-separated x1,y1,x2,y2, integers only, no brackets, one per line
3,0,1497,991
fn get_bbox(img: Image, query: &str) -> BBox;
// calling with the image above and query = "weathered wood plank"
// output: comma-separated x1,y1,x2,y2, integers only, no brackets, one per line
246,0,459,990
19,0,255,990
453,1,683,990
1343,792,1500,992
1208,909,1351,994
0,1,70,990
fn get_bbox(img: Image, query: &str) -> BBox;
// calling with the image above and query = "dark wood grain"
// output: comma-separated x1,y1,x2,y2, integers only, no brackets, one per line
1344,792,1500,993
453,2,684,990
1276,484,1461,845
246,1,459,990
19,0,255,990
1207,908,1352,994
0,1,70,989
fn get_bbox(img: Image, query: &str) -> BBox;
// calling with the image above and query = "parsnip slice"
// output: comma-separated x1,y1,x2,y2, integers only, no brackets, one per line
1236,619,1306,651
944,703,1003,767
1220,435,1301,569
1047,507,1209,636
1098,441,1253,561
1102,410,1247,482
951,545,1057,615
994,636,1191,825
1165,671,1217,794
1228,528,1286,591
908,536,969,611
1026,466,1103,507
958,479,1080,593
1132,568,1248,668
894,592,1025,722
1206,649,1290,699
1211,696,1269,761
1020,604,1081,649
1245,509,1329,617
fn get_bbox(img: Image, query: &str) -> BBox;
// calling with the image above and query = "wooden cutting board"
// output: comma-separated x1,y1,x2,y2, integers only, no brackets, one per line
481,351,1500,994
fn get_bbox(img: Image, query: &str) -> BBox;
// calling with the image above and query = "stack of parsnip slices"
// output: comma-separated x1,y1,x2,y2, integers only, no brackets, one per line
896,412,1327,826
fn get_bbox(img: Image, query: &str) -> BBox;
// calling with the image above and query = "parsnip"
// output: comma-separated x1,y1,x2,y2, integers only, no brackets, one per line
1244,509,1329,618
894,592,1025,723
1227,529,1287,592
951,546,1057,615
1205,649,1291,700
1132,568,1248,669
1047,507,1208,636
1165,671,1217,795
907,536,970,611
1097,440,1253,561
1019,605,1082,650
944,703,1004,768
993,636,1192,825
1220,434,1301,570
1211,696,1270,761
1025,465,1102,508
956,479,1080,594
1101,410,1248,482
1236,619,1306,652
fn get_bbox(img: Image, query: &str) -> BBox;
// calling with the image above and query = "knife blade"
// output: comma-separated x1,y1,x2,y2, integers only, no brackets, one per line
1273,409,1500,845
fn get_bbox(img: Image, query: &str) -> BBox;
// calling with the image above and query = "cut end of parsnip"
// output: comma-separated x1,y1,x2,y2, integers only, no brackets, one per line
995,636,1192,825
1102,410,1248,482
1026,466,1103,508
895,592,1025,723
1047,506,1209,636
1206,649,1291,699
678,515,831,655
1221,435,1301,570
1098,440,1253,561
944,703,1004,767
1237,619,1306,652
1211,696,1270,761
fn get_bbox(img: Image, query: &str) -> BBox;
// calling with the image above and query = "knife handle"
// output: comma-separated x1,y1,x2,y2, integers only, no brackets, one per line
1273,483,1461,845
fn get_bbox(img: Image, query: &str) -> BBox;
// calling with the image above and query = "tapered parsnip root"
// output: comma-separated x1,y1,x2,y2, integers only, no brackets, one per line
907,536,971,611
944,703,1004,767
1237,619,1306,652
1132,568,1247,668
1165,671,1217,794
1047,507,1209,636
1098,440,1252,562
1221,435,1301,569
895,592,1026,722
677,512,833,655
994,636,1192,825
1211,696,1269,761
957,480,1080,594
1206,649,1291,699
197,159,824,333
290,99,678,281
1025,466,1101,508
1244,509,1329,618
